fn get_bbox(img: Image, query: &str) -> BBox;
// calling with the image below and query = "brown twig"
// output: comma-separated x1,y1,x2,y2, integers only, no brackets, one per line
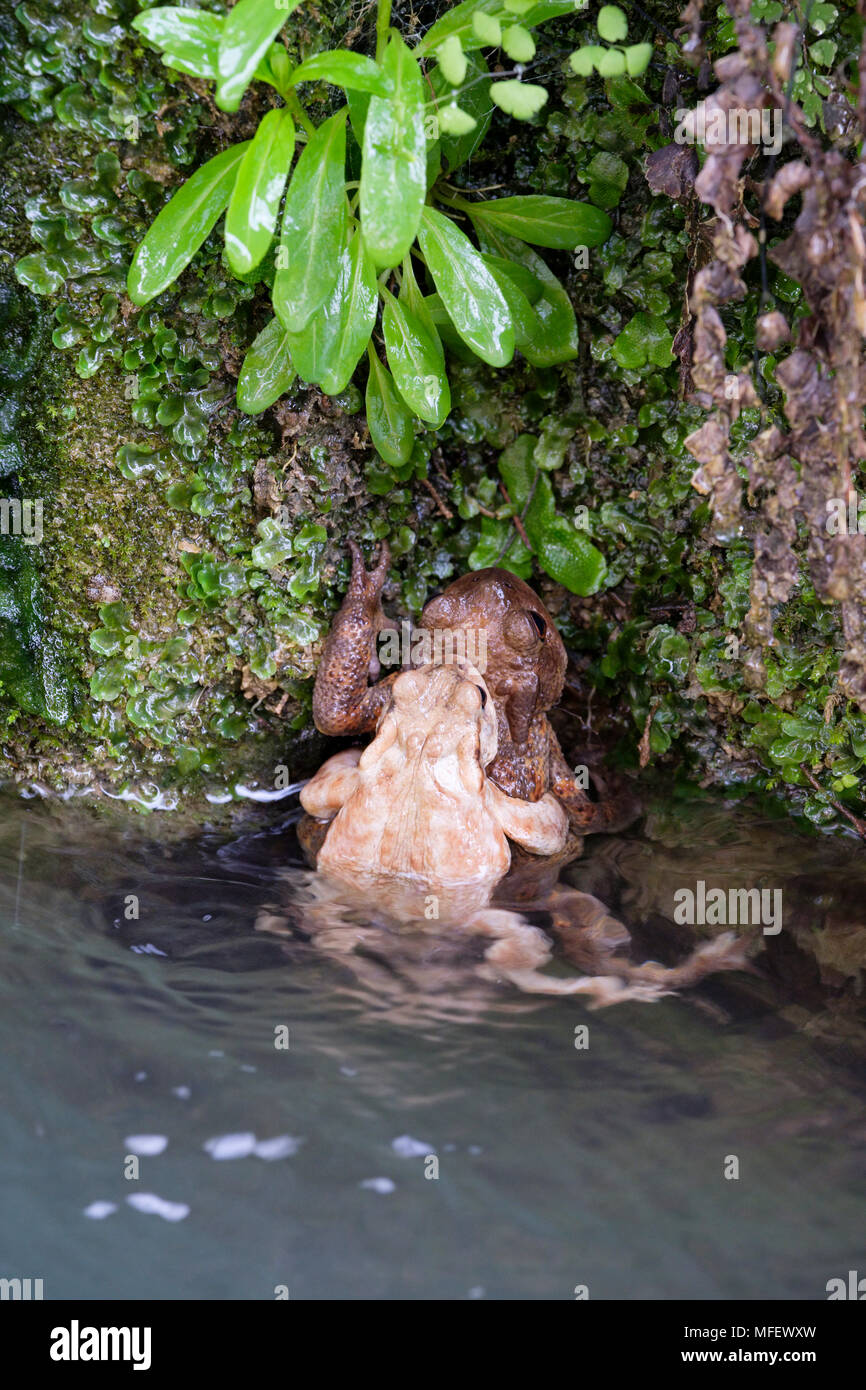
420,476,453,519
495,474,539,564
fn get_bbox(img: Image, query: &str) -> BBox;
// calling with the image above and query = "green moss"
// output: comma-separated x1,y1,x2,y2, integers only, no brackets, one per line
0,0,864,832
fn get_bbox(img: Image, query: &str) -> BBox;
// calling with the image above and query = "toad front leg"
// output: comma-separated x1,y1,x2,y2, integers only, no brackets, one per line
312,541,397,736
300,748,363,819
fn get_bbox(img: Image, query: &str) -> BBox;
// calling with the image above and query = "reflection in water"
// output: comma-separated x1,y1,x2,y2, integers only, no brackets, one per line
0,789,865,1299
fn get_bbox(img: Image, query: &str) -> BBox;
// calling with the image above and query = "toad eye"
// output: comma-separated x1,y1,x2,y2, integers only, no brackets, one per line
504,608,543,652
477,685,487,708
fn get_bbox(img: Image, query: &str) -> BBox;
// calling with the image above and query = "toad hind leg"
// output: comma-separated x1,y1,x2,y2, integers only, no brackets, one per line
312,541,397,737
468,908,669,1003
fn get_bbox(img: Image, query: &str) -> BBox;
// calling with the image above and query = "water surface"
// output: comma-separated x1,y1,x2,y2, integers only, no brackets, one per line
1,789,864,1300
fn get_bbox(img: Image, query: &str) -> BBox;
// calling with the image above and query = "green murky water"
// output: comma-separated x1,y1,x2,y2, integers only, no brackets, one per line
1,788,864,1300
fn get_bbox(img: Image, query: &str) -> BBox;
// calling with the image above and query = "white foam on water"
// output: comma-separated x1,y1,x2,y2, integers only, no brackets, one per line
360,1177,396,1194
126,1193,189,1222
83,1201,117,1220
124,1134,168,1156
204,1132,256,1160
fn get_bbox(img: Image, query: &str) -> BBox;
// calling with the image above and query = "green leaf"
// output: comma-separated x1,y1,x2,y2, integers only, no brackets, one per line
480,254,544,303
502,23,535,61
431,51,492,173
273,108,347,333
418,0,573,53
237,316,295,413
597,4,628,41
288,51,391,95
472,12,502,44
216,0,303,112
532,515,607,595
498,433,548,513
481,256,538,345
127,141,251,305
418,205,514,367
612,310,674,369
624,42,652,75
437,105,477,135
808,3,838,34
346,88,371,143
469,516,532,578
597,48,626,76
260,43,291,91
360,33,427,269
470,194,611,249
809,38,837,65
132,7,222,80
399,254,439,341
366,346,415,466
287,231,377,394
422,293,480,363
382,291,450,427
586,150,629,209
418,1,503,54
437,34,467,85
490,80,548,119
473,220,578,366
569,45,603,75
520,1,583,18
225,107,295,276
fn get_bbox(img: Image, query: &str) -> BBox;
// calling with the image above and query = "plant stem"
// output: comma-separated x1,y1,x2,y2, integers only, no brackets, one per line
376,0,392,62
285,89,315,137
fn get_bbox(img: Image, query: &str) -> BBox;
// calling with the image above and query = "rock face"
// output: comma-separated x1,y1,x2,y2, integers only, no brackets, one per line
1,0,865,835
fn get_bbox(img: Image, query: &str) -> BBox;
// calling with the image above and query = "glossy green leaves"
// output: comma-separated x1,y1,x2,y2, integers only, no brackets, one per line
366,347,415,465
288,232,377,394
473,221,578,367
132,7,222,80
360,34,426,270
535,517,608,596
490,81,548,120
127,142,250,305
471,195,612,250
418,206,514,367
597,4,628,41
418,1,573,54
236,316,295,413
225,107,295,276
612,311,674,370
273,109,347,333
430,51,491,173
288,51,390,95
216,0,303,112
498,435,607,595
382,290,450,427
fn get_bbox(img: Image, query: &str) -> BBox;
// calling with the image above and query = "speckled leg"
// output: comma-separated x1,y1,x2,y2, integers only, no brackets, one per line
312,541,397,736
548,727,642,834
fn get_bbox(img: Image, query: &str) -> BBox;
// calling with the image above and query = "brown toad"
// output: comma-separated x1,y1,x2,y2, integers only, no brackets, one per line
297,657,747,1005
311,542,639,850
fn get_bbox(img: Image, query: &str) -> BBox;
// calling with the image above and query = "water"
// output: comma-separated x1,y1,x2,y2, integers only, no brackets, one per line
1,788,864,1300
